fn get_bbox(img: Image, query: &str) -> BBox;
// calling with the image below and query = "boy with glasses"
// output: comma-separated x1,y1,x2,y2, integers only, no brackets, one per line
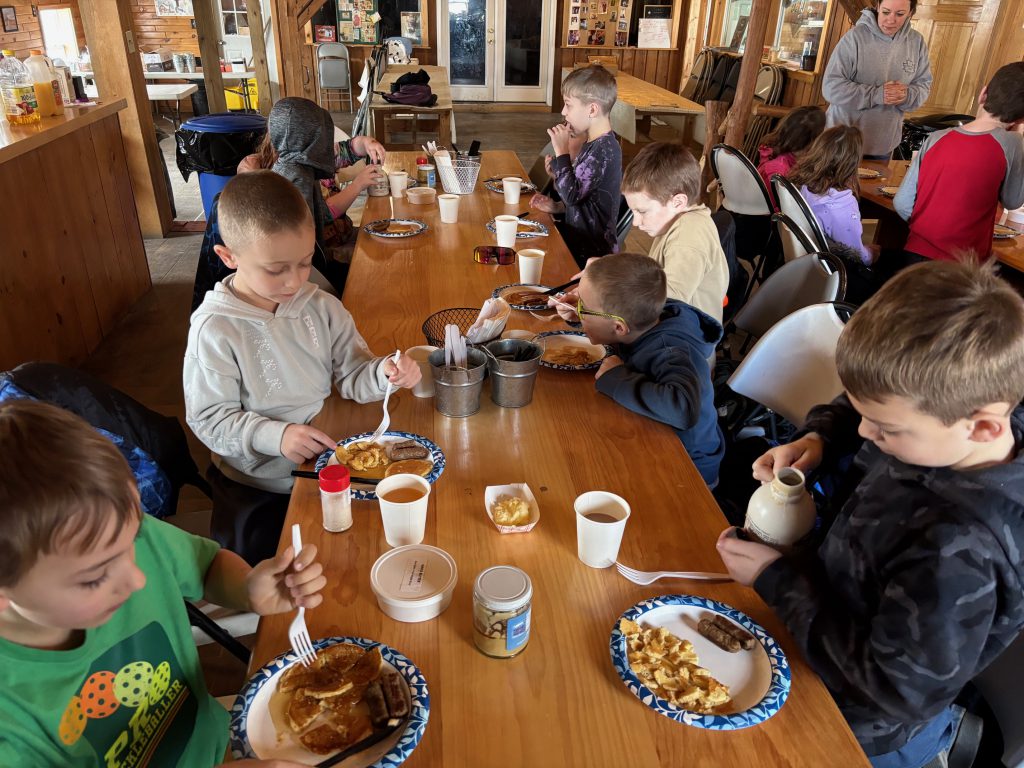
552,253,725,485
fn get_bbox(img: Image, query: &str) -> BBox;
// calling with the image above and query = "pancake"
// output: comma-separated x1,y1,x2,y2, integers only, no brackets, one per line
286,692,323,732
505,290,548,308
385,459,434,478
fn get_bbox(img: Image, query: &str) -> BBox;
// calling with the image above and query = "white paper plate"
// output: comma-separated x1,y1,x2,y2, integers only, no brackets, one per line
857,167,882,179
314,432,445,501
492,284,554,311
536,330,610,371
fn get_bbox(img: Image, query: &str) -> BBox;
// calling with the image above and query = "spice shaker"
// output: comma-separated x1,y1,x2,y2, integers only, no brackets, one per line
473,566,533,658
319,464,352,532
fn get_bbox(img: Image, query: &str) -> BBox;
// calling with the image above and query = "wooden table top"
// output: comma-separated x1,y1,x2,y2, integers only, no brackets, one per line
371,64,453,112
248,151,867,767
859,158,1024,272
145,83,199,100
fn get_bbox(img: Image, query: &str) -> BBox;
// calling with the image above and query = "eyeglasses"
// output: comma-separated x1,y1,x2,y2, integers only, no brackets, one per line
576,295,627,328
473,245,516,265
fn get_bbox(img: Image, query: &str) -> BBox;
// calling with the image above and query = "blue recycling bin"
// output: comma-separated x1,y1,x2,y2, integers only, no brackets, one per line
175,112,267,218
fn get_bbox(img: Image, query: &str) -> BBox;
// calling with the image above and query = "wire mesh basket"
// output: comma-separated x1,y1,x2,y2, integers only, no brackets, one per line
436,157,483,195
422,307,481,347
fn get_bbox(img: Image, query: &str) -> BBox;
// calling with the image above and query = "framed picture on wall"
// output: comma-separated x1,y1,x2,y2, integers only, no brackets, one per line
155,0,194,16
1,6,18,32
315,25,337,41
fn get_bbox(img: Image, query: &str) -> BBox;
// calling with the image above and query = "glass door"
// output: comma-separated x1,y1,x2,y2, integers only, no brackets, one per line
439,0,553,102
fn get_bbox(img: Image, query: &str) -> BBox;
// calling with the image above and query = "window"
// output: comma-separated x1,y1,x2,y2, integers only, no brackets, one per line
39,7,80,62
221,0,250,36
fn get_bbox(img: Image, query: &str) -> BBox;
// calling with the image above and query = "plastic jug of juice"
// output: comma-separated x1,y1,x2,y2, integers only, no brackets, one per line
0,51,40,125
25,50,62,116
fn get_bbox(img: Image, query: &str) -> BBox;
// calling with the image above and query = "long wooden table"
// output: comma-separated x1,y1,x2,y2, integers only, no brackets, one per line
859,158,1024,272
561,68,704,144
370,64,454,150
248,151,868,767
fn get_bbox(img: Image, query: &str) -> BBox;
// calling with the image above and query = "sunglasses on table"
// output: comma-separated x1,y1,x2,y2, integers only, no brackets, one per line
473,246,516,265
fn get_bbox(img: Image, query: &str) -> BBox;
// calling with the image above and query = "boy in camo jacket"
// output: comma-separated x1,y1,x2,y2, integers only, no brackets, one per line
717,260,1024,768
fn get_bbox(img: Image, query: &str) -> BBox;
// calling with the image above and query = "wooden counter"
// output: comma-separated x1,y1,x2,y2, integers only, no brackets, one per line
0,100,152,370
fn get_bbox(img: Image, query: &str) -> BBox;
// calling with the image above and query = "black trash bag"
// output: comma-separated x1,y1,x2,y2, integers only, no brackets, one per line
175,122,266,182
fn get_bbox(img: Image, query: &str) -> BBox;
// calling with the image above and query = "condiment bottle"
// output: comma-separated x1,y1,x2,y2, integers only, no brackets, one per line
473,566,532,658
744,467,816,552
319,465,352,532
368,163,391,197
417,163,435,188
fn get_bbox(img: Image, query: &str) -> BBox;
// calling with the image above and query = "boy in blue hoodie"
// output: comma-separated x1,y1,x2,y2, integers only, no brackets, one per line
555,252,724,485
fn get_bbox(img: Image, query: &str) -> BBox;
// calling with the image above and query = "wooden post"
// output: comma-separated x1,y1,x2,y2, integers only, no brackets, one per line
246,0,274,114
701,99,729,207
723,0,772,150
193,0,228,113
78,0,172,237
271,0,307,98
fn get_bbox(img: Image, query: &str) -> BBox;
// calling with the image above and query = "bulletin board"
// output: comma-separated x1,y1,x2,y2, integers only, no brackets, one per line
337,0,379,45
566,0,636,48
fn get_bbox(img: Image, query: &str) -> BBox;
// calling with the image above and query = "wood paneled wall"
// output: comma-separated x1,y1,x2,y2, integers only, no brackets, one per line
130,0,200,56
779,4,852,107
553,48,685,112
0,0,87,59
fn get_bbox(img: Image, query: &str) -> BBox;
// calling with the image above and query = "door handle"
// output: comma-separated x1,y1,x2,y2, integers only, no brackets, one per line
487,27,494,33
487,37,494,44
303,66,311,85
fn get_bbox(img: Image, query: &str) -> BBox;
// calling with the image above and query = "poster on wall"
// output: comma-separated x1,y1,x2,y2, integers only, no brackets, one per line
337,0,378,44
637,17,670,47
400,11,422,44
567,0,632,47
155,0,193,17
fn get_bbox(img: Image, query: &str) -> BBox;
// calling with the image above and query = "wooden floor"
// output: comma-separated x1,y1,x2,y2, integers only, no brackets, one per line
80,111,664,695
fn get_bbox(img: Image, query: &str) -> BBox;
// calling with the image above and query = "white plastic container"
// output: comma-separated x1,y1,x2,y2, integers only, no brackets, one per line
744,467,816,551
370,544,457,623
25,50,61,116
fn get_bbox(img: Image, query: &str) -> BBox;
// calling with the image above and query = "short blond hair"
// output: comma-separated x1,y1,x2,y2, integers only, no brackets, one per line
837,260,1024,424
586,252,667,329
218,170,313,250
562,65,617,116
622,142,701,203
0,401,141,587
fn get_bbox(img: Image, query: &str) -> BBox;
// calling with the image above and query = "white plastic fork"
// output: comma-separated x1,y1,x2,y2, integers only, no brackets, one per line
368,349,401,444
615,561,732,585
288,524,317,667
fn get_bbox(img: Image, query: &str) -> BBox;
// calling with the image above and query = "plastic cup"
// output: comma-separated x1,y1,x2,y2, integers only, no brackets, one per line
502,176,523,205
575,491,631,568
377,474,431,547
495,215,520,249
406,345,437,398
438,193,460,224
389,171,409,198
517,249,545,285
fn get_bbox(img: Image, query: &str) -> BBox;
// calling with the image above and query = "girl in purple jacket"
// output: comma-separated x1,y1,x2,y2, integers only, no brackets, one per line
756,106,825,207
790,126,875,266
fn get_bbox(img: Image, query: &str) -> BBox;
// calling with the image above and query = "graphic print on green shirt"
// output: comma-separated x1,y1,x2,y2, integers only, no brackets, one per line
57,621,197,767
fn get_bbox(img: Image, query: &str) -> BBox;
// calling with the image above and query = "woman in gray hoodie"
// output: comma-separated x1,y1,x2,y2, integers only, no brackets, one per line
822,0,932,158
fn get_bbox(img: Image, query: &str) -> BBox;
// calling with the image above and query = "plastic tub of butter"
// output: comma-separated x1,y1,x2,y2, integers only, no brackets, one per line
370,544,458,622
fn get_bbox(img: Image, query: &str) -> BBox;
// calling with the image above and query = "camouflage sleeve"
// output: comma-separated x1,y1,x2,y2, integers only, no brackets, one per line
801,393,864,471
335,139,361,170
754,514,1000,723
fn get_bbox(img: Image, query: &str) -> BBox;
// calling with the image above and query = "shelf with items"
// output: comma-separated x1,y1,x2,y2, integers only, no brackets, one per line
771,0,834,74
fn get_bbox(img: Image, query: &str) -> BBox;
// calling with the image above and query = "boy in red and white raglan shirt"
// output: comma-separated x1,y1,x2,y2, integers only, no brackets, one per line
893,62,1024,263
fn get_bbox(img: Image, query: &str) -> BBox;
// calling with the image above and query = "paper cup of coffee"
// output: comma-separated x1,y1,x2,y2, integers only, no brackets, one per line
406,345,437,398
389,171,409,198
575,491,631,568
495,215,520,249
502,176,523,205
377,474,431,547
517,249,545,285
438,193,460,224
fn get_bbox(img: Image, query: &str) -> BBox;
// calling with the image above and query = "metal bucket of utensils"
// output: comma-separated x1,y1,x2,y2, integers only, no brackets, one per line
428,348,488,417
484,339,542,408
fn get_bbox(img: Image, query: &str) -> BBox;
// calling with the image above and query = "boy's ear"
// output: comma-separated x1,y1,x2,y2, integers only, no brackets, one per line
0,590,10,613
671,193,690,210
967,405,1011,443
977,85,988,110
214,244,239,269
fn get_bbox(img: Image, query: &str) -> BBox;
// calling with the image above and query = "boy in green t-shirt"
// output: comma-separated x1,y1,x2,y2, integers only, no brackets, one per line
0,400,325,767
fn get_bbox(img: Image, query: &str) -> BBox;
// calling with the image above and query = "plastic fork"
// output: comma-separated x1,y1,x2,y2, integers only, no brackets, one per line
615,562,732,585
368,349,401,444
288,524,317,667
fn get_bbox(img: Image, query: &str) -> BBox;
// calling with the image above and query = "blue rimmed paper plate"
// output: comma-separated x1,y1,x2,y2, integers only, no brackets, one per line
877,186,899,198
483,178,538,195
363,219,428,238
485,217,549,239
314,431,445,501
229,636,429,766
536,330,610,371
994,224,1019,240
492,283,553,311
610,594,790,730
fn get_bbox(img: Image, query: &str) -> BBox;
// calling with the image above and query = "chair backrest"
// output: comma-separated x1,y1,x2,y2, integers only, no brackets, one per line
616,196,633,251
728,302,849,427
681,48,714,101
772,174,830,251
732,252,846,340
711,144,773,217
973,633,1024,768
317,42,349,61
317,43,350,89
773,212,818,264
528,141,554,192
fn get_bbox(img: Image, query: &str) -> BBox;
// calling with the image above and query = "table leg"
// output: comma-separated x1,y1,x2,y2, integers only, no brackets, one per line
440,109,452,150
175,98,182,128
242,78,252,111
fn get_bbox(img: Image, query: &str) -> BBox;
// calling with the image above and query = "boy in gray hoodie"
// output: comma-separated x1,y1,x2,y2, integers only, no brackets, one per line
184,171,420,564
823,1,932,158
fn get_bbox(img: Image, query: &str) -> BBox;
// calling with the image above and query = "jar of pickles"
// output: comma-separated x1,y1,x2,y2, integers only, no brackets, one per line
472,566,532,658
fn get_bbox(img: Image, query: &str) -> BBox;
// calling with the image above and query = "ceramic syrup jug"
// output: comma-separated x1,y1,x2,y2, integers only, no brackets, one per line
744,467,816,551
